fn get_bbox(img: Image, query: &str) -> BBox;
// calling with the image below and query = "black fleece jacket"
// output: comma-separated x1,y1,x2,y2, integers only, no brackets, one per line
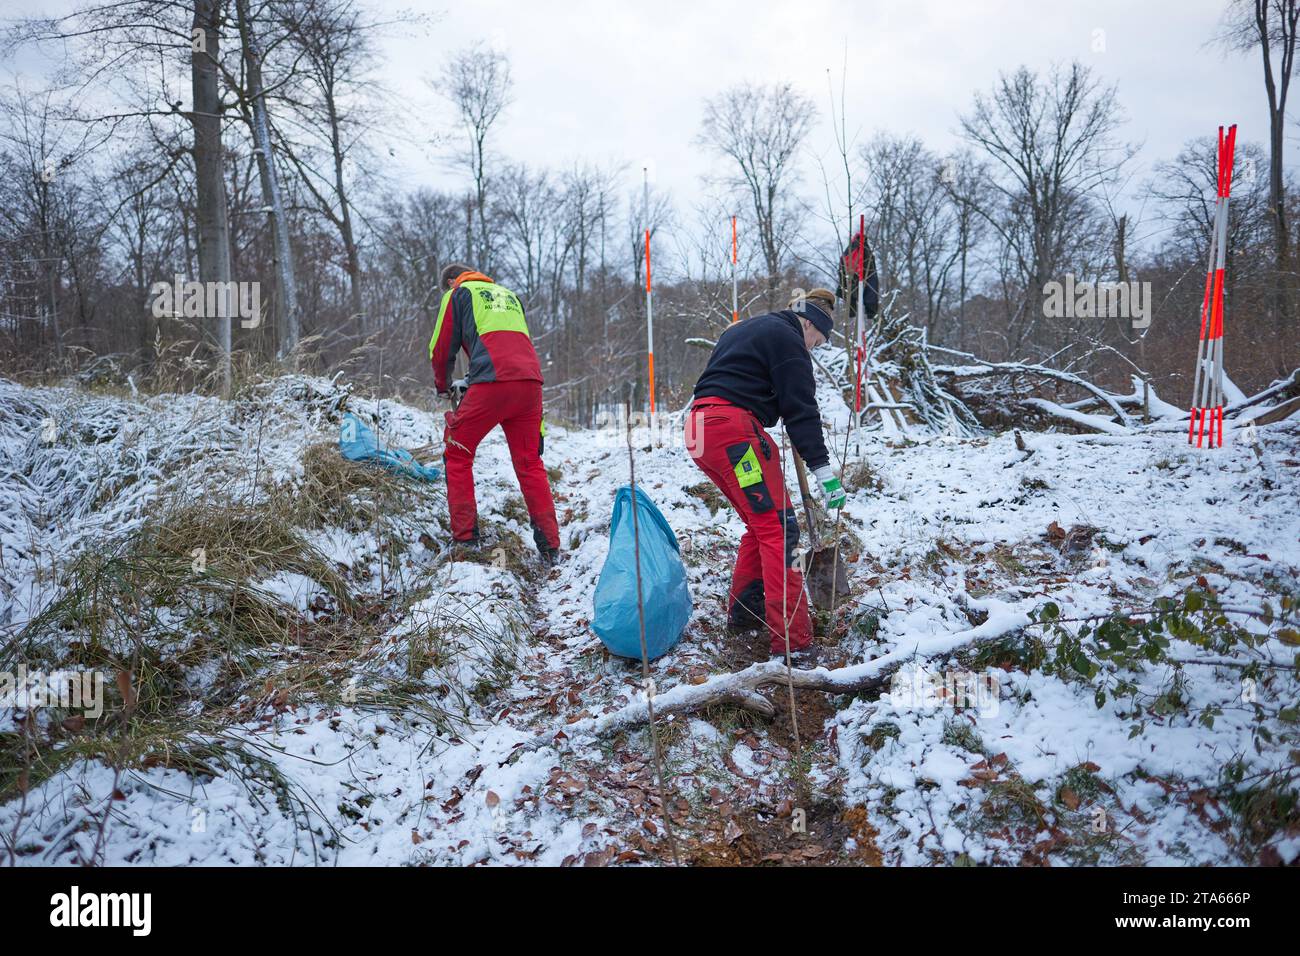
692,309,830,470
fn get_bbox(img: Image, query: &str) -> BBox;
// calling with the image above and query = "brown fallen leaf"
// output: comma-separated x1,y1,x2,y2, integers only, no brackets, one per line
485,790,500,809
1060,787,1081,810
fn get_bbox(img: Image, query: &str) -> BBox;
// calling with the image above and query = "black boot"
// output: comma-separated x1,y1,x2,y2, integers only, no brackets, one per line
727,579,765,633
450,526,482,557
532,522,560,566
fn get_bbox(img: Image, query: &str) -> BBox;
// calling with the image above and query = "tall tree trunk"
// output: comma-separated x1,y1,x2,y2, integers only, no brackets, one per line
1257,0,1297,339
324,94,363,337
191,0,233,395
1114,213,1129,284
958,210,969,353
37,179,62,362
235,0,299,361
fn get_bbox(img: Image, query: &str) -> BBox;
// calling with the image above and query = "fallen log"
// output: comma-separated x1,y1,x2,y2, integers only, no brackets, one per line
1244,393,1300,427
518,605,1031,753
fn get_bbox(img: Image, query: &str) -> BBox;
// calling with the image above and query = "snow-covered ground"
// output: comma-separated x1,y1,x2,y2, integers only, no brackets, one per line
1,372,1297,866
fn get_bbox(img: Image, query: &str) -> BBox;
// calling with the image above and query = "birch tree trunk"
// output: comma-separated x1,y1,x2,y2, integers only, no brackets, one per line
235,0,299,360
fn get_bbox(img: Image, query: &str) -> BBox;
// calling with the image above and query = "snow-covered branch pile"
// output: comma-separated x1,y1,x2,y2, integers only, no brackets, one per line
931,349,1300,437
817,295,982,439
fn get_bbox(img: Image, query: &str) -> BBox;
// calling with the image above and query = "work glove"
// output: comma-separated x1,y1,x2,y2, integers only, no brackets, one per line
814,464,847,510
450,379,468,404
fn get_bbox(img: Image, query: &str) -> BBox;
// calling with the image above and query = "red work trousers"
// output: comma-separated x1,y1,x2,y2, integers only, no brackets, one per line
685,398,812,654
443,379,560,550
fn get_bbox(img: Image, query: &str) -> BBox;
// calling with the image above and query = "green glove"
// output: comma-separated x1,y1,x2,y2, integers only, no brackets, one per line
814,465,846,510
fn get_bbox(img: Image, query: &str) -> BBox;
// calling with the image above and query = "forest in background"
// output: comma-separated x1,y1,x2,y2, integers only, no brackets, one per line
0,0,1297,425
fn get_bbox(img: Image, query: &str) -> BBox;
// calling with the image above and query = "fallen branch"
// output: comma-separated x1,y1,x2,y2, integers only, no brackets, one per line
519,606,1031,752
1226,367,1299,417
1023,398,1131,436
931,348,1132,426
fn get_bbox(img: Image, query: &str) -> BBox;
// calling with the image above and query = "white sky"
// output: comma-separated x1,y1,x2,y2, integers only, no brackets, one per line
379,0,1274,234
3,0,1278,253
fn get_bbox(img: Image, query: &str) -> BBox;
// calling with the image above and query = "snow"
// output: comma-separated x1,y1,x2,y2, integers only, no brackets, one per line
1,371,1298,866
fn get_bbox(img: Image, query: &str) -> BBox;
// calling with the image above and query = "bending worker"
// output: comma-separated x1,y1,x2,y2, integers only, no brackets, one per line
429,263,561,564
685,288,846,658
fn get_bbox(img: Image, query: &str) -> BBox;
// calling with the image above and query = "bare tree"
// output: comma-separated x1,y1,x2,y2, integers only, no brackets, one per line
234,0,299,358
437,44,512,271
0,88,75,361
1151,137,1272,288
1219,0,1299,334
860,136,962,337
699,81,816,306
959,62,1131,354
494,162,558,302
939,149,993,352
277,0,389,339
107,151,183,357
191,0,234,394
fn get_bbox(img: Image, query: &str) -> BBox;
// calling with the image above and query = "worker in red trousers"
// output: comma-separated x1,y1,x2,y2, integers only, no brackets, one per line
685,288,846,658
429,263,561,563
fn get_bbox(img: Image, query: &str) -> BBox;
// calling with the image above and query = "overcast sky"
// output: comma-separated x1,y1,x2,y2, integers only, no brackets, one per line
377,0,1273,237
3,0,1277,252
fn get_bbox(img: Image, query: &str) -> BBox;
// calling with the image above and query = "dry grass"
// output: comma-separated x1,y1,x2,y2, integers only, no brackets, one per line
289,441,432,530
148,497,352,606
0,476,471,829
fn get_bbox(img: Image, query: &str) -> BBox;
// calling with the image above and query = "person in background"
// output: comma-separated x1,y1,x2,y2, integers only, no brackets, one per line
429,263,561,564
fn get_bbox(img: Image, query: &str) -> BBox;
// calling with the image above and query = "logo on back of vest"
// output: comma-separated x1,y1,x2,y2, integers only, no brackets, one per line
477,287,521,313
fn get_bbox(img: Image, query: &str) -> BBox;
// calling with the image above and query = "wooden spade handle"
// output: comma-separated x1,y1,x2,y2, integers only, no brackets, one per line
789,442,821,542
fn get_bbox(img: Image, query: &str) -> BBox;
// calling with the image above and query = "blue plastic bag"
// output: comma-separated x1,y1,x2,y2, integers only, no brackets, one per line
591,486,692,660
338,413,442,481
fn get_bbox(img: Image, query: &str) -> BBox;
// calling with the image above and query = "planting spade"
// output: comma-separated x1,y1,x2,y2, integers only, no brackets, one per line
789,447,850,610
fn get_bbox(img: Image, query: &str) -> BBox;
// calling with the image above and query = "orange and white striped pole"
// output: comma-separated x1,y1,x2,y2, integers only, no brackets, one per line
643,168,656,416
731,215,739,323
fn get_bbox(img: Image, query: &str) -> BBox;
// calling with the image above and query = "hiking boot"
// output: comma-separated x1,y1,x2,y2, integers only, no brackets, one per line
448,531,482,559
727,579,765,633
726,612,763,634
531,522,561,567
776,644,819,668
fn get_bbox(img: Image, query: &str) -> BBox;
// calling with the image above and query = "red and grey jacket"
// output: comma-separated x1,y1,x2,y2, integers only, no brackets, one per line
428,271,543,392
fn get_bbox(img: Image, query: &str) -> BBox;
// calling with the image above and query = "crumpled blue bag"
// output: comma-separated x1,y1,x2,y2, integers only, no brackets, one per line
591,486,692,660
338,413,442,481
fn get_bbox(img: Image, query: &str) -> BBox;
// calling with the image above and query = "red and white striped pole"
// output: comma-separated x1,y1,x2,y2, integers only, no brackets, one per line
853,214,867,417
643,167,656,417
731,215,739,323
1188,124,1236,449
